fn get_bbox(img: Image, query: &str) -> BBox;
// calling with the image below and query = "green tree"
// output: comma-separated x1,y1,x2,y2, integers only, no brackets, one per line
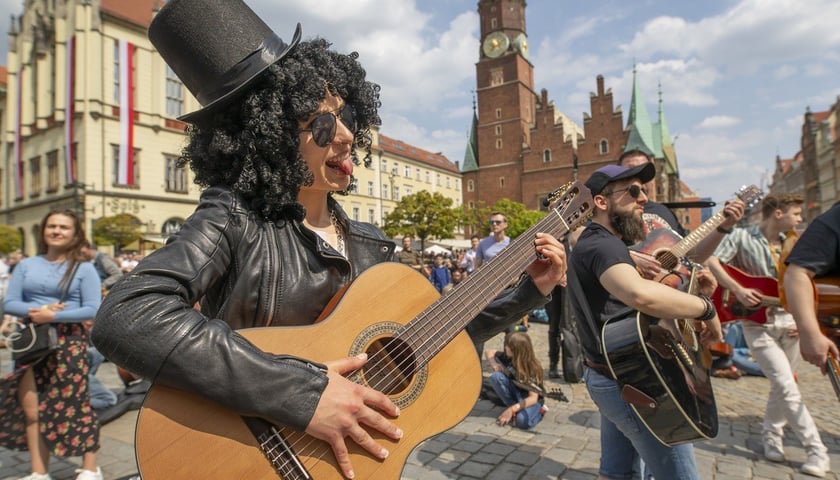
92,214,143,250
382,191,460,253
0,224,22,254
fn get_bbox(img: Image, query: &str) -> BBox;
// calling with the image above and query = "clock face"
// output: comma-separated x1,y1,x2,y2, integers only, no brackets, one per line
513,33,529,60
482,31,510,59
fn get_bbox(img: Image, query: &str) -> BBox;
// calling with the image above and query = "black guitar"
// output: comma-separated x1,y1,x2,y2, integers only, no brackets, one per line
601,266,718,446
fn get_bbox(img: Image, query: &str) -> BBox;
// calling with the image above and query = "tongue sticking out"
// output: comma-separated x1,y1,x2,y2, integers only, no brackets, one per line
332,157,354,176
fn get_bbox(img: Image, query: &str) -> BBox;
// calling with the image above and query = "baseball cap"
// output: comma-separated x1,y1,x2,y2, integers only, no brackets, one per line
584,163,655,196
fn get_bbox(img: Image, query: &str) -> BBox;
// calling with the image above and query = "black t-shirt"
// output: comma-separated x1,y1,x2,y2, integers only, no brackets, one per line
569,223,637,361
785,202,840,278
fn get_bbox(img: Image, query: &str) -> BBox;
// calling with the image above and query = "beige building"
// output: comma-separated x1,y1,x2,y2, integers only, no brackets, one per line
1,0,462,255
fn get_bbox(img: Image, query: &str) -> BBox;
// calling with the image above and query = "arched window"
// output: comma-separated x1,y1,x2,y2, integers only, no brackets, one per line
467,179,475,192
599,139,609,155
543,149,551,163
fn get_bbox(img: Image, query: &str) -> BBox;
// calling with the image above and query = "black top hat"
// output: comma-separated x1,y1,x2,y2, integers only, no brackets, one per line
148,0,301,123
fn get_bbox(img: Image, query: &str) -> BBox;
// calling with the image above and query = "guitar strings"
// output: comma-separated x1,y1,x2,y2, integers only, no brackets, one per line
271,191,586,474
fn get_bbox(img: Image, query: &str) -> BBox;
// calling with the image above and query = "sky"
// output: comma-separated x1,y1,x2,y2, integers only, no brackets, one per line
1,0,839,205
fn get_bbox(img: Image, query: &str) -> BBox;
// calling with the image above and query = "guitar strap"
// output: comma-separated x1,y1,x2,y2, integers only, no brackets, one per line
565,264,602,356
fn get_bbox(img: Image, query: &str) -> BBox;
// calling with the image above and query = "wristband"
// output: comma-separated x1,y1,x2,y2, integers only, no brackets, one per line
716,226,733,234
696,294,716,321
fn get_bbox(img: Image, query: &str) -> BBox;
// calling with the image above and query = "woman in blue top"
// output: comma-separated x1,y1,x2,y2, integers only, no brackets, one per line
1,209,103,480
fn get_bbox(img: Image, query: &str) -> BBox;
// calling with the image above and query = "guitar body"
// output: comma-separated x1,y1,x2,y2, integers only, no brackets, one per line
135,263,482,480
630,227,693,290
602,313,718,446
711,264,779,324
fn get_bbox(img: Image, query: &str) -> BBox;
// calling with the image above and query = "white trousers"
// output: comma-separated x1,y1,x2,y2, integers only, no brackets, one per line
742,315,826,455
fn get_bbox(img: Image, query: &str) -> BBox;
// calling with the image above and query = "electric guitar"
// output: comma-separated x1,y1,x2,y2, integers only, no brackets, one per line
630,185,762,290
711,264,781,324
133,182,592,480
602,266,718,446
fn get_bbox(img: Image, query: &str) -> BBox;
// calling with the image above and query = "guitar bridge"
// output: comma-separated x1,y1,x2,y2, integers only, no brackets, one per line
243,416,312,480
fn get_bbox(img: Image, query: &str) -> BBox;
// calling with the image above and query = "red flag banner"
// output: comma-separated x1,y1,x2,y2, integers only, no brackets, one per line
118,40,134,186
65,35,76,184
13,67,23,199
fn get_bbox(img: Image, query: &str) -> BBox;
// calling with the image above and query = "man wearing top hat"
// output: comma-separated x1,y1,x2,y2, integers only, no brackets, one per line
92,0,568,478
567,163,723,480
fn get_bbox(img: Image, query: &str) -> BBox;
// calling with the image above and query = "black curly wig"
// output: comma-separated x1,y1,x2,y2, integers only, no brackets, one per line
180,38,381,221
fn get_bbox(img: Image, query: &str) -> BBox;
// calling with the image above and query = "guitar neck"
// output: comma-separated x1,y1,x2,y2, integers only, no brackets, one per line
669,210,727,259
402,211,569,367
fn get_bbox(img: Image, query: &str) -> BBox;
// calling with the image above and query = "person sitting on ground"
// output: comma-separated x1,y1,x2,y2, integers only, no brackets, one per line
485,331,547,430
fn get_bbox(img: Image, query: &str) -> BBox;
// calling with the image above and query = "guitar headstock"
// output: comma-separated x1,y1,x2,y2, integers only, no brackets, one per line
735,185,763,210
546,181,593,234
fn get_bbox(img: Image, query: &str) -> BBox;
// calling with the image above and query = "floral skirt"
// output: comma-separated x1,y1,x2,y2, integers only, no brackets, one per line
0,322,100,456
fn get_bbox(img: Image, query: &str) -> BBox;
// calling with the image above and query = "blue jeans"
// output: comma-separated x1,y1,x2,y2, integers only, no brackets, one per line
88,346,118,410
584,367,700,480
488,371,543,430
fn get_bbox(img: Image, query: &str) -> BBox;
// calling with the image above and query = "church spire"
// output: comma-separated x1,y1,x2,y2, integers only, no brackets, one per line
624,65,657,157
462,94,479,172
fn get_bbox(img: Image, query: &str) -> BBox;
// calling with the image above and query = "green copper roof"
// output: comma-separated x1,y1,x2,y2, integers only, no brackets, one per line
655,85,678,174
624,66,658,158
462,108,479,172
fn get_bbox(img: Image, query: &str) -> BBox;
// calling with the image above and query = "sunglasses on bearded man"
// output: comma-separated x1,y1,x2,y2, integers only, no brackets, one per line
602,184,647,199
299,104,358,148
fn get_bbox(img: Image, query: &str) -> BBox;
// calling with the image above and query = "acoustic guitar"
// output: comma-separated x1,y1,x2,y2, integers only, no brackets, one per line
133,182,592,480
711,263,781,324
630,185,762,290
602,265,719,446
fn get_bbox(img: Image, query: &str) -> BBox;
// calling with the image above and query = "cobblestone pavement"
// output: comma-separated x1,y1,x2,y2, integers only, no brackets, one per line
2,321,838,479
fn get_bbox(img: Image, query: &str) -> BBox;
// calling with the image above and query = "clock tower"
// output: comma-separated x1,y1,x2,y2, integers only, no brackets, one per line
465,0,537,211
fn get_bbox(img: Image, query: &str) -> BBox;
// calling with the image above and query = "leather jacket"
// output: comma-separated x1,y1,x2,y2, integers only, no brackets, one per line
92,186,548,431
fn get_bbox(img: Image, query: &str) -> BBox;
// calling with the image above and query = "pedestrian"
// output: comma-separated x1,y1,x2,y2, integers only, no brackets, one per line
91,1,568,478
1,209,104,480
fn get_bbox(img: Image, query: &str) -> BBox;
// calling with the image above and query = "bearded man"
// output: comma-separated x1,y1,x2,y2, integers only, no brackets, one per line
568,163,724,480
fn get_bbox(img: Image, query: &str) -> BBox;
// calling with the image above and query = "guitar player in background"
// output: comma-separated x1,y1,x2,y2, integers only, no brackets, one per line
783,202,840,370
706,193,830,477
91,1,568,479
569,163,723,480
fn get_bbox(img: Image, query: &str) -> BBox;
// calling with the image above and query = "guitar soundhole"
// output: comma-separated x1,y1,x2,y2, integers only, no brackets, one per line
361,337,417,395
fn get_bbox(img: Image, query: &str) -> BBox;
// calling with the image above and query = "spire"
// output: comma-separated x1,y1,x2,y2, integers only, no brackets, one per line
624,65,657,157
656,84,678,174
462,96,479,172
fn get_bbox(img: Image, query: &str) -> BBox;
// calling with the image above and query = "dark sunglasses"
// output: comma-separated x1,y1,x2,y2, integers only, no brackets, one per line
603,184,647,199
300,104,358,147
489,220,505,225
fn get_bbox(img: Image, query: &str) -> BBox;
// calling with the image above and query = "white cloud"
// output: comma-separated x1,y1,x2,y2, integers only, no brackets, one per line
698,115,741,129
773,64,797,79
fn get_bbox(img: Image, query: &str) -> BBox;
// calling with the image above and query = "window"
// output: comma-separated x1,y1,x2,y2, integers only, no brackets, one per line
415,168,421,180
436,173,441,186
113,40,120,103
499,177,505,188
165,65,184,118
165,155,188,193
29,155,42,197
112,144,140,186
404,166,410,177
394,186,400,201
406,187,413,196
495,108,502,119
426,171,431,183
491,18,498,29
368,209,375,223
446,177,451,188
543,148,551,163
381,158,388,171
600,139,609,155
467,179,475,192
352,207,360,221
367,181,374,196
46,150,59,192
495,125,502,135
469,201,475,209
382,184,389,199
490,68,503,86
455,179,460,190
495,139,503,149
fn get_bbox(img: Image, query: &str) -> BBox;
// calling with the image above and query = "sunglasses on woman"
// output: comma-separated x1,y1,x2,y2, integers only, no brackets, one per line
602,184,647,199
300,104,358,147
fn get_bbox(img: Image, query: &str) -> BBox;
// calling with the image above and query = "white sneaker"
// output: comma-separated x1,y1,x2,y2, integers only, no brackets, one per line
801,452,830,478
763,434,785,462
18,473,52,480
75,467,103,480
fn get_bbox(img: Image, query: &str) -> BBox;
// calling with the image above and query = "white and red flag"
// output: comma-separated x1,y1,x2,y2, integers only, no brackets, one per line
118,39,135,185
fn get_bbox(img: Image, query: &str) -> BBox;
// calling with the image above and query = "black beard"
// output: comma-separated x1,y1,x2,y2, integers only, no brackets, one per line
609,208,646,244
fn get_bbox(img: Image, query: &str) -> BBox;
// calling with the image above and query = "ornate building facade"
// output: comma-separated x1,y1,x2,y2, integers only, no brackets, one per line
0,0,461,255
